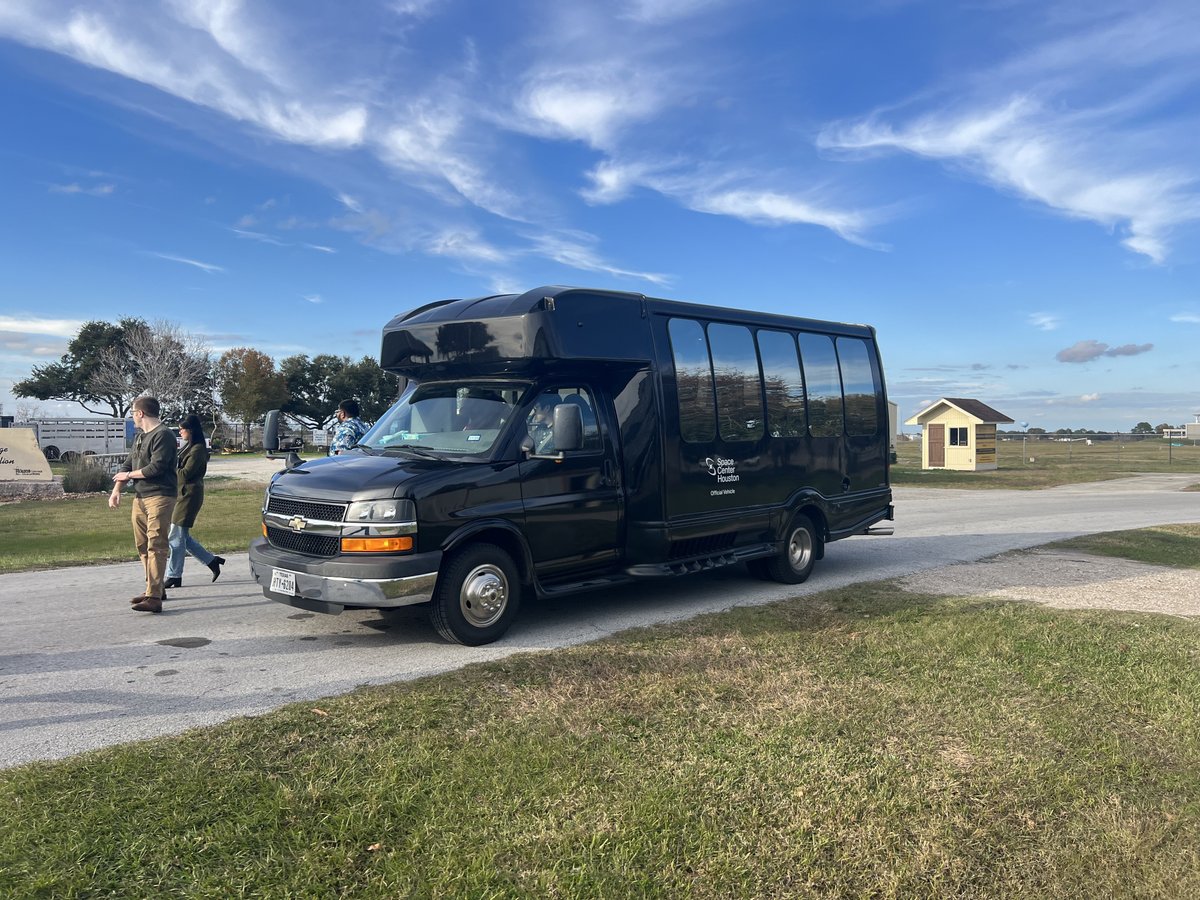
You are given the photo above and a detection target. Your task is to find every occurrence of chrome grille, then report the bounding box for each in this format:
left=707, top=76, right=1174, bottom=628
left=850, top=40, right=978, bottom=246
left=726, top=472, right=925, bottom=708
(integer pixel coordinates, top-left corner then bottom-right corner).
left=266, top=496, right=346, bottom=522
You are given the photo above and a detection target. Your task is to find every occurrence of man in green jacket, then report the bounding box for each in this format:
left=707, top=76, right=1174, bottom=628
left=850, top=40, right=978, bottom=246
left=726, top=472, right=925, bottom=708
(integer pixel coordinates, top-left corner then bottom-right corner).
left=109, top=396, right=178, bottom=613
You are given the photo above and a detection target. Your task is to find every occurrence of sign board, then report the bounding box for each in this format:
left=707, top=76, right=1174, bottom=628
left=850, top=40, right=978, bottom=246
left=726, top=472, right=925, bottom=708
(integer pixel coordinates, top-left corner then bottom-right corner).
left=0, top=428, right=53, bottom=481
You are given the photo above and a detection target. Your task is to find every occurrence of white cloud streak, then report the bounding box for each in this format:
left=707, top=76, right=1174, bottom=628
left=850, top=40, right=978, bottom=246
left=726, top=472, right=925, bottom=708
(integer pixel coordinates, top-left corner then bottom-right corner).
left=0, top=315, right=87, bottom=337
left=152, top=253, right=226, bottom=273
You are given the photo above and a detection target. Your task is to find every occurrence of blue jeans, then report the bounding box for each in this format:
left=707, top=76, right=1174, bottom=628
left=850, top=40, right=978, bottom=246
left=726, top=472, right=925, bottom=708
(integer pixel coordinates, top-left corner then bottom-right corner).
left=167, top=523, right=215, bottom=579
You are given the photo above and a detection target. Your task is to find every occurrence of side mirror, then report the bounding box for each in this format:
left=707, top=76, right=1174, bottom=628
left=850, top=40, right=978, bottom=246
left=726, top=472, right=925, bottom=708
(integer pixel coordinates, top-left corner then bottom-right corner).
left=552, top=403, right=583, bottom=452
left=263, top=409, right=303, bottom=471
left=263, top=409, right=281, bottom=453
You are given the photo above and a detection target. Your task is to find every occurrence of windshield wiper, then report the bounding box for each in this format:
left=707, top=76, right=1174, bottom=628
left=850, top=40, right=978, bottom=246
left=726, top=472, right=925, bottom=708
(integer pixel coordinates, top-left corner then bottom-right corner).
left=348, top=442, right=379, bottom=455
left=381, top=443, right=442, bottom=460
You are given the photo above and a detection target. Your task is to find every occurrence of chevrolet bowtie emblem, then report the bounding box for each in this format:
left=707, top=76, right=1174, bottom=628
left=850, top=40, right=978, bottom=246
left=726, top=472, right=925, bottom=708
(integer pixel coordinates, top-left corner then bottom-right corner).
left=287, top=516, right=307, bottom=531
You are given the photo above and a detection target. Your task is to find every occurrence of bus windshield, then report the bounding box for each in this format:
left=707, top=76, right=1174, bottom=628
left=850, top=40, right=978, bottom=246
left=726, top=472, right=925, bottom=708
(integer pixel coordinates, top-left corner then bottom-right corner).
left=364, top=380, right=527, bottom=457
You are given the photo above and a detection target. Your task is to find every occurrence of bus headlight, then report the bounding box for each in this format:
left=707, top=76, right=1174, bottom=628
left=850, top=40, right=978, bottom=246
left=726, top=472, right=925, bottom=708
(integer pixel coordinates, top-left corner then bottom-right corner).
left=343, top=499, right=417, bottom=549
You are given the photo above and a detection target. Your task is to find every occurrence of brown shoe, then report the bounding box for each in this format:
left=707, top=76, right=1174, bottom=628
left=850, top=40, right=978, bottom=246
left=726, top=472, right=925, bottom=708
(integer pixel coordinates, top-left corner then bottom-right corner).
left=132, top=596, right=163, bottom=613
left=131, top=592, right=168, bottom=604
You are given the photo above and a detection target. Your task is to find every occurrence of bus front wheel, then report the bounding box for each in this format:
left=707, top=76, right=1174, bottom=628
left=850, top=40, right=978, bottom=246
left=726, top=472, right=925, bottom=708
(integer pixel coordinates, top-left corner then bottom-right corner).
left=429, top=543, right=521, bottom=646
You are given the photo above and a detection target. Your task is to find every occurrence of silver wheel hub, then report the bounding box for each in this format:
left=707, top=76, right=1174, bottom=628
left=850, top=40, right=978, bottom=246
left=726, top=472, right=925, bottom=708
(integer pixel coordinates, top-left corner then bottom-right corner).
left=788, top=528, right=813, bottom=571
left=460, top=563, right=508, bottom=628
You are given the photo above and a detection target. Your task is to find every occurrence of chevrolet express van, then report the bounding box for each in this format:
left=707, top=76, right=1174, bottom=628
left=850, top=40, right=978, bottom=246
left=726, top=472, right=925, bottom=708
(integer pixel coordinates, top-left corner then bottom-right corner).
left=249, top=286, right=893, bottom=645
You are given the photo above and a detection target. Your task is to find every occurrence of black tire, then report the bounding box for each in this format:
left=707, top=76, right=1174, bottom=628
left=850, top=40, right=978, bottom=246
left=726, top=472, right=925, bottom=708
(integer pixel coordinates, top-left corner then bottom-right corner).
left=429, top=543, right=521, bottom=646
left=759, top=513, right=819, bottom=584
left=60, top=451, right=79, bottom=464
left=43, top=445, right=60, bottom=461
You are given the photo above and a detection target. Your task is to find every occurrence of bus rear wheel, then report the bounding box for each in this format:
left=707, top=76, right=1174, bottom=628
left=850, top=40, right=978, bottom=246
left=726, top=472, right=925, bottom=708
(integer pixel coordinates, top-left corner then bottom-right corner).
left=752, top=513, right=818, bottom=585
left=429, top=543, right=521, bottom=646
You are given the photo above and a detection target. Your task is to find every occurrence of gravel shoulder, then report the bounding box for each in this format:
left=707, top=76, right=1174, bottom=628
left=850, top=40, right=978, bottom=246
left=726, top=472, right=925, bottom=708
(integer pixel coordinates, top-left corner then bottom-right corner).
left=898, top=548, right=1200, bottom=618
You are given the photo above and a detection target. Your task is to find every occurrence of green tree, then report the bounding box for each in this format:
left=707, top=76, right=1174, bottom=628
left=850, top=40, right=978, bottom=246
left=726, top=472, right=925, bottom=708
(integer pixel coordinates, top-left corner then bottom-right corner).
left=279, top=353, right=348, bottom=432
left=329, top=356, right=400, bottom=423
left=216, top=348, right=289, bottom=448
left=1131, top=421, right=1155, bottom=434
left=13, top=319, right=145, bottom=417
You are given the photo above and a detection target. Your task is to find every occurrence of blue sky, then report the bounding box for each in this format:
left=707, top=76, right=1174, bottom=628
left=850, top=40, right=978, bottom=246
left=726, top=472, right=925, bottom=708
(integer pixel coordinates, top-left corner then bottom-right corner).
left=1, top=0, right=1198, bottom=433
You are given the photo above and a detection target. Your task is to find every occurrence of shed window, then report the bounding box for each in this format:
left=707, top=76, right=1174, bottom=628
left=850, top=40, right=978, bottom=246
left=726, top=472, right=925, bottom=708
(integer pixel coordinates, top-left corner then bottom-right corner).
left=949, top=427, right=968, bottom=446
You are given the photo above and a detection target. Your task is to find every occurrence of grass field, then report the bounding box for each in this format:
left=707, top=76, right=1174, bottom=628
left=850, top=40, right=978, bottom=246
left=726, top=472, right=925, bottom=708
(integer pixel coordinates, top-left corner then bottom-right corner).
left=0, top=479, right=266, bottom=574
left=891, top=435, right=1200, bottom=488
left=2, top=572, right=1198, bottom=897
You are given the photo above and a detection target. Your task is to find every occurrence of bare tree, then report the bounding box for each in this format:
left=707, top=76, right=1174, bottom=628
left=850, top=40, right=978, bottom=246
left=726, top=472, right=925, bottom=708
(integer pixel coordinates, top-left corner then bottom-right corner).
left=89, top=319, right=214, bottom=420
left=14, top=401, right=46, bottom=422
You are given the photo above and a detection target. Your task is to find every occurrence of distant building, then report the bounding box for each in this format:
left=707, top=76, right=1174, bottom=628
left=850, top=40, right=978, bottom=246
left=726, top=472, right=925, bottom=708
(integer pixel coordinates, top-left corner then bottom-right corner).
left=904, top=398, right=1015, bottom=471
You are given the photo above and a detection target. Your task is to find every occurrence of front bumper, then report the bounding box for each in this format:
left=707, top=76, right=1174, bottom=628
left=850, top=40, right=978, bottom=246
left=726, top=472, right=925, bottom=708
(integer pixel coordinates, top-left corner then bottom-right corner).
left=248, top=537, right=441, bottom=615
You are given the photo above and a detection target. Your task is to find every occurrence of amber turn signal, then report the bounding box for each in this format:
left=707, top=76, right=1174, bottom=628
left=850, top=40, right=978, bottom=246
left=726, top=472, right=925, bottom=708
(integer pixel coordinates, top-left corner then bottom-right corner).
left=340, top=536, right=414, bottom=553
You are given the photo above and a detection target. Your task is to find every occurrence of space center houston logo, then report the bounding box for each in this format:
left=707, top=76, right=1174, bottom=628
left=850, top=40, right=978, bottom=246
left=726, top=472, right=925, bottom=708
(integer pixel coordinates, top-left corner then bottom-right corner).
left=704, top=456, right=739, bottom=496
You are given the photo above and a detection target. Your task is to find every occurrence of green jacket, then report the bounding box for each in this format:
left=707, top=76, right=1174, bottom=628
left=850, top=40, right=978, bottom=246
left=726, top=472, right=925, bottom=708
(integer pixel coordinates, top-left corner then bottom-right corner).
left=119, top=424, right=178, bottom=499
left=172, top=442, right=209, bottom=527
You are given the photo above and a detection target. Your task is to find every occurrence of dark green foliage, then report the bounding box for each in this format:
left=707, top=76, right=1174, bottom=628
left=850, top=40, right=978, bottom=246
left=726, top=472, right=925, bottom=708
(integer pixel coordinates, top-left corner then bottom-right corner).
left=60, top=462, right=112, bottom=493
left=281, top=353, right=399, bottom=430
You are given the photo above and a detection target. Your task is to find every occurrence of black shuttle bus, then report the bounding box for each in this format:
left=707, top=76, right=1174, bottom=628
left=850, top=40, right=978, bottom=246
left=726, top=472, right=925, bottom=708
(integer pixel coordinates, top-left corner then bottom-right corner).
left=249, top=286, right=893, bottom=645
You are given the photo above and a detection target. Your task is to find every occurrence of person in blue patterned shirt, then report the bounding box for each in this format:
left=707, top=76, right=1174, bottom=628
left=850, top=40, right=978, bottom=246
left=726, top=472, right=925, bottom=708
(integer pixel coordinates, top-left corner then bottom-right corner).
left=328, top=399, right=369, bottom=456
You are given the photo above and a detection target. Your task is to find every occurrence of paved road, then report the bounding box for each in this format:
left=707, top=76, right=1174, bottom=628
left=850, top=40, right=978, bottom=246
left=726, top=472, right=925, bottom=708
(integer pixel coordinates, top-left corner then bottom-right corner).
left=2, top=475, right=1197, bottom=769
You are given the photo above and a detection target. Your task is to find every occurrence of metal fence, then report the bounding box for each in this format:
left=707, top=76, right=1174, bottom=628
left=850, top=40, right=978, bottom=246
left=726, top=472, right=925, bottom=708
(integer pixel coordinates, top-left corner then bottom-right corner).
left=896, top=432, right=1200, bottom=473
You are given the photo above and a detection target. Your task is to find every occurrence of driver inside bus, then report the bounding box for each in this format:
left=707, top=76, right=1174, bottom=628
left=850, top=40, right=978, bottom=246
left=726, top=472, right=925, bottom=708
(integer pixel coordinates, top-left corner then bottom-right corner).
left=526, top=393, right=559, bottom=453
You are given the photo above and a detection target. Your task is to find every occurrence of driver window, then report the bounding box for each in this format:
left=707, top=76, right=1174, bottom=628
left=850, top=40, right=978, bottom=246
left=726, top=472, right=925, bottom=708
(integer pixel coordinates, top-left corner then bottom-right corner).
left=526, top=387, right=601, bottom=452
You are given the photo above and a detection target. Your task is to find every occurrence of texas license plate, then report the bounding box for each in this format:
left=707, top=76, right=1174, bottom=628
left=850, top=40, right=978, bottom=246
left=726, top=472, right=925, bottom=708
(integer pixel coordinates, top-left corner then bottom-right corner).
left=270, top=568, right=297, bottom=596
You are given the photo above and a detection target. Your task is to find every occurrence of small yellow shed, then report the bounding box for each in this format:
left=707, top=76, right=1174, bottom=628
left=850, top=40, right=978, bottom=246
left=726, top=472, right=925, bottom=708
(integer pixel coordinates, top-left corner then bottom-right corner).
left=905, top=398, right=1014, bottom=471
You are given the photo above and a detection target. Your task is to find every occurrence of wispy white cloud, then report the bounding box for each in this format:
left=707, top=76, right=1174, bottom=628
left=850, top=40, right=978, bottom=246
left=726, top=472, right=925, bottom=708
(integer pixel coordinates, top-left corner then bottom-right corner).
left=152, top=252, right=226, bottom=273
left=817, top=6, right=1200, bottom=263
left=1170, top=312, right=1200, bottom=323
left=1028, top=312, right=1061, bottom=331
left=515, top=64, right=669, bottom=149
left=231, top=228, right=286, bottom=246
left=427, top=229, right=507, bottom=264
left=1, top=2, right=368, bottom=148
left=48, top=182, right=115, bottom=196
left=1080, top=392, right=1100, bottom=402
left=0, top=315, right=87, bottom=337
left=620, top=0, right=729, bottom=24
left=527, top=232, right=669, bottom=285
left=303, top=294, right=322, bottom=304
left=584, top=159, right=881, bottom=245
left=303, top=243, right=336, bottom=253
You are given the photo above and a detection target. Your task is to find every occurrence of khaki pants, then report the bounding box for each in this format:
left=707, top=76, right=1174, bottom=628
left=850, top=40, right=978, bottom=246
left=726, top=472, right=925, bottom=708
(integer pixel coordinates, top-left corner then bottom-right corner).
left=132, top=495, right=176, bottom=599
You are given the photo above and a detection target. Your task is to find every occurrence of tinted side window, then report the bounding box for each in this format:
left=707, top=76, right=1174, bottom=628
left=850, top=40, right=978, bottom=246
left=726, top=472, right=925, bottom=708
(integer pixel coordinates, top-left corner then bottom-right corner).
left=797, top=333, right=843, bottom=437
left=528, top=386, right=600, bottom=451
left=668, top=318, right=716, bottom=443
left=836, top=337, right=880, bottom=436
left=756, top=330, right=806, bottom=438
left=708, top=323, right=764, bottom=442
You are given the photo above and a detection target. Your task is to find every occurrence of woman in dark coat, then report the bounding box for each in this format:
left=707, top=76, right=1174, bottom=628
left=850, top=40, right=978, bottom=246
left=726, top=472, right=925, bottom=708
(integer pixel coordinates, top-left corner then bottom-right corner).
left=164, top=414, right=225, bottom=589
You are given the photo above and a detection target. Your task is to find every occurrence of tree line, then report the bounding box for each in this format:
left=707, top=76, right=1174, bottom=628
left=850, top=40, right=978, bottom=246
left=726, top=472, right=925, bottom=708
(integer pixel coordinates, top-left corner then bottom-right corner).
left=14, top=318, right=400, bottom=446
